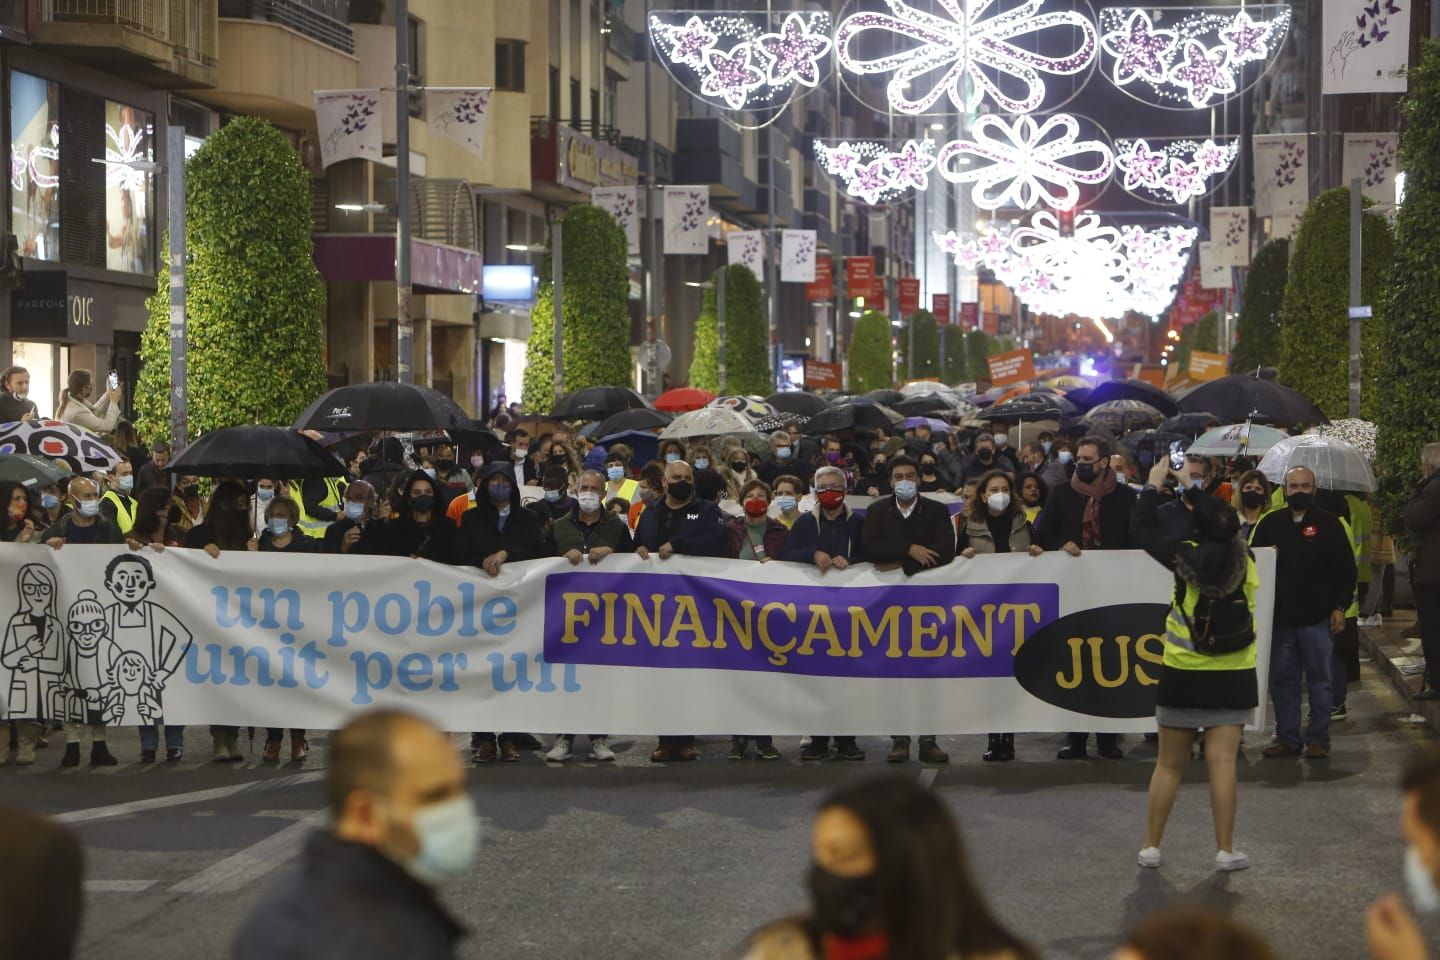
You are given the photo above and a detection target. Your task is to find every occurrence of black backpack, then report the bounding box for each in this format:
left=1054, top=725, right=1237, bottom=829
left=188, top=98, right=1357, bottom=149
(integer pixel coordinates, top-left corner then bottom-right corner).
left=1177, top=575, right=1255, bottom=655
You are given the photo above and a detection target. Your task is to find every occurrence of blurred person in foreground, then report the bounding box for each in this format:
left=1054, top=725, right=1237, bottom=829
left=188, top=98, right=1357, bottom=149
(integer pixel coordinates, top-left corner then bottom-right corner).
left=1116, top=906, right=1276, bottom=960
left=1366, top=746, right=1440, bottom=960
left=741, top=777, right=1035, bottom=960
left=232, top=710, right=474, bottom=960
left=0, top=806, right=83, bottom=960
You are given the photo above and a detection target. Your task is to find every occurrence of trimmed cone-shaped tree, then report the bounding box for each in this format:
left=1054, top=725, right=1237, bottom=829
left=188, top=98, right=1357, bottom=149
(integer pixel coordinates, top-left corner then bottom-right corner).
left=1174, top=311, right=1219, bottom=375
left=689, top=264, right=768, bottom=395
left=847, top=310, right=894, bottom=393
left=1231, top=238, right=1288, bottom=374
left=965, top=329, right=996, bottom=382
left=523, top=205, right=632, bottom=412
left=136, top=117, right=325, bottom=441
left=1376, top=39, right=1440, bottom=527
left=1279, top=186, right=1394, bottom=420
left=898, top=309, right=941, bottom=380
left=941, top=322, right=966, bottom=382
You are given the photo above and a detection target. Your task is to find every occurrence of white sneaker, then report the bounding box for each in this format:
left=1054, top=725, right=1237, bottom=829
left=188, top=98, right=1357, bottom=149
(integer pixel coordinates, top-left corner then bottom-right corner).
left=545, top=737, right=572, bottom=763
left=1403, top=659, right=1429, bottom=676
left=799, top=735, right=813, bottom=747
left=1137, top=847, right=1162, bottom=868
left=1216, top=850, right=1250, bottom=872
left=1361, top=615, right=1384, bottom=628
left=589, top=737, right=616, bottom=762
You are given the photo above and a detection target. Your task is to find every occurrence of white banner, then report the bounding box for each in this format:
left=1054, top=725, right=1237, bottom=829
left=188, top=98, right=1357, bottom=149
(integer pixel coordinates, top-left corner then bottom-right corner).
left=727, top=230, right=764, bottom=279
left=663, top=186, right=709, bottom=254
left=592, top=186, right=640, bottom=256
left=781, top=229, right=818, bottom=283
left=1323, top=0, right=1409, bottom=94
left=314, top=89, right=382, bottom=168
left=1252, top=134, right=1309, bottom=217
left=1272, top=212, right=1303, bottom=241
left=1342, top=133, right=1400, bottom=204
left=1210, top=207, right=1252, bottom=267
left=0, top=546, right=1274, bottom=736
left=1198, top=241, right=1231, bottom=290
left=425, top=88, right=493, bottom=161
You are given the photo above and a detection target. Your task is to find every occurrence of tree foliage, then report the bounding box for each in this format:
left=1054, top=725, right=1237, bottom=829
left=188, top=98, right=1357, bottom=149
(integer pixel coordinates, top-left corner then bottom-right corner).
left=523, top=205, right=632, bottom=412
left=965, top=329, right=1000, bottom=382
left=1174, top=311, right=1219, bottom=375
left=1279, top=186, right=1394, bottom=420
left=898, top=309, right=941, bottom=380
left=1376, top=40, right=1440, bottom=529
left=689, top=264, right=768, bottom=395
left=847, top=310, right=894, bottom=393
left=941, top=321, right=966, bottom=382
left=136, top=117, right=325, bottom=442
left=1232, top=238, right=1288, bottom=374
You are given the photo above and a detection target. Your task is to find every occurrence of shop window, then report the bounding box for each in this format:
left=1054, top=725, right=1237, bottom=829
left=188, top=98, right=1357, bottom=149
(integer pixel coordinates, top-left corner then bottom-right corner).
left=496, top=39, right=526, bottom=92
left=11, top=71, right=61, bottom=262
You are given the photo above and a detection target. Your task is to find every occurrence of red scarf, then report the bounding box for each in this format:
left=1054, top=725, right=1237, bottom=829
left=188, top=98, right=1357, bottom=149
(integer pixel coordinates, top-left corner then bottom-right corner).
left=823, top=933, right=890, bottom=960
left=1069, top=466, right=1117, bottom=549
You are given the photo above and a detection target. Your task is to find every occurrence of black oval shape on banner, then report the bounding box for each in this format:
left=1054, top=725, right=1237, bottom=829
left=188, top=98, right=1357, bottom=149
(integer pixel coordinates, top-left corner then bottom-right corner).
left=1015, top=603, right=1170, bottom=719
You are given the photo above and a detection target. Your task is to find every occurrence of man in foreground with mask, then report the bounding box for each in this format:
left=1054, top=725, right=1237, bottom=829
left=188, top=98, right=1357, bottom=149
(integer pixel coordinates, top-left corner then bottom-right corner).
left=233, top=710, right=475, bottom=960
left=1366, top=746, right=1440, bottom=960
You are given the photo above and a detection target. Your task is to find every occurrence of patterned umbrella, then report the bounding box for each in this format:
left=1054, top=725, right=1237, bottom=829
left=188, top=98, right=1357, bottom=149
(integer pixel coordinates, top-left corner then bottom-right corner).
left=754, top=411, right=806, bottom=433
left=708, top=395, right=776, bottom=420
left=1082, top=399, right=1166, bottom=432
left=0, top=419, right=122, bottom=473
left=1186, top=423, right=1291, bottom=457
left=1307, top=419, right=1377, bottom=462
left=657, top=407, right=758, bottom=440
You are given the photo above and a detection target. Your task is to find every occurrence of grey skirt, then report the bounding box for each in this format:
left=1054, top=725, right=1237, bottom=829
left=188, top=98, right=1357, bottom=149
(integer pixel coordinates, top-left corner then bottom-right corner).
left=1155, top=704, right=1254, bottom=729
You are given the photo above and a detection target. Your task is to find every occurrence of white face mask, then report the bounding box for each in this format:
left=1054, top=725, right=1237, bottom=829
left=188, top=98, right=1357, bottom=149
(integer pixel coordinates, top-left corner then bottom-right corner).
left=76, top=499, right=101, bottom=518
left=576, top=492, right=602, bottom=513
left=993, top=433, right=1008, bottom=448
left=402, top=794, right=480, bottom=887
left=1408, top=847, right=1440, bottom=913
left=1115, top=472, right=1128, bottom=485
left=986, top=492, right=1011, bottom=513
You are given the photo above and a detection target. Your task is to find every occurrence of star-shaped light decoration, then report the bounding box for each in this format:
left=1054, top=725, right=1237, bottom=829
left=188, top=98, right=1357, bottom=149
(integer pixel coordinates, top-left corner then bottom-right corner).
left=668, top=16, right=718, bottom=68
left=700, top=43, right=766, bottom=110
left=886, top=140, right=937, bottom=189
left=1193, top=138, right=1233, bottom=175
left=1161, top=159, right=1204, bottom=201
left=1100, top=10, right=1177, bottom=84
left=1219, top=9, right=1269, bottom=65
left=756, top=12, right=831, bottom=87
left=1168, top=40, right=1236, bottom=108
left=815, top=139, right=936, bottom=204
left=1115, top=139, right=1169, bottom=189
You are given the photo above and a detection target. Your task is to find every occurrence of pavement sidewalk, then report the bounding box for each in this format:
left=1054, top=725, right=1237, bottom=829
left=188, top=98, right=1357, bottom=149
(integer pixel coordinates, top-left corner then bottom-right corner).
left=1359, top=610, right=1435, bottom=728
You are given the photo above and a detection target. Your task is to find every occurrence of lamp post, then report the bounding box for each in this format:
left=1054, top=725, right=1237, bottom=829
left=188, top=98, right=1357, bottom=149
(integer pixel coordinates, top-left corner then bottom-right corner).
left=167, top=125, right=186, bottom=449
left=553, top=219, right=564, bottom=399
left=394, top=0, right=413, bottom=384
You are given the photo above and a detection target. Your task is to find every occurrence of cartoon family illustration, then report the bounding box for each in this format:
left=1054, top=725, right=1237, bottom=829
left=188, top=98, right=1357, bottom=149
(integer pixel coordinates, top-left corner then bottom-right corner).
left=1, top=554, right=193, bottom=726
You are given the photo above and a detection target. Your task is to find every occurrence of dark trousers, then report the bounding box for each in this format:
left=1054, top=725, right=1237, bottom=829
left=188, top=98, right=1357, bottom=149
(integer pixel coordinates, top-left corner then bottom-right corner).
left=266, top=728, right=306, bottom=742
left=1332, top=618, right=1360, bottom=707
left=657, top=735, right=695, bottom=748
left=809, top=736, right=859, bottom=750
left=1415, top=585, right=1440, bottom=688
left=1067, top=732, right=1119, bottom=752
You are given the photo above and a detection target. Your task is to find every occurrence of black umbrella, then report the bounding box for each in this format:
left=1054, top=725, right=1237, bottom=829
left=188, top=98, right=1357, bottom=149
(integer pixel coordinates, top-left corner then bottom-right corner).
left=1064, top=386, right=1095, bottom=410
left=986, top=394, right=1075, bottom=423
left=766, top=391, right=830, bottom=417
left=550, top=385, right=648, bottom=421
left=861, top=389, right=906, bottom=406
left=0, top=453, right=70, bottom=487
left=1178, top=375, right=1329, bottom=426
left=592, top=407, right=672, bottom=438
left=1158, top=412, right=1223, bottom=437
left=293, top=382, right=472, bottom=432
left=893, top=395, right=955, bottom=417
left=169, top=426, right=346, bottom=479
left=1084, top=379, right=1180, bottom=417
left=804, top=401, right=902, bottom=433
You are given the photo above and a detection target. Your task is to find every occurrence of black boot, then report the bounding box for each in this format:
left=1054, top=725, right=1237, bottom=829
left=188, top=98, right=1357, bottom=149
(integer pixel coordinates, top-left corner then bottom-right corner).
left=61, top=742, right=81, bottom=768
left=90, top=741, right=118, bottom=767
left=983, top=733, right=1014, bottom=762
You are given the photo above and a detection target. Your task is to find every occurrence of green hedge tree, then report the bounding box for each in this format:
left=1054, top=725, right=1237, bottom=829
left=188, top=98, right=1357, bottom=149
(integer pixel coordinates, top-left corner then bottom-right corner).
left=1279, top=186, right=1394, bottom=419
left=1174, top=311, right=1219, bottom=375
left=898, top=309, right=941, bottom=380
left=523, top=205, right=632, bottom=412
left=136, top=117, right=325, bottom=441
left=847, top=310, right=894, bottom=393
left=942, top=322, right=966, bottom=382
left=965, top=329, right=996, bottom=382
left=1376, top=39, right=1440, bottom=527
left=1232, top=238, right=1289, bottom=374
left=688, top=264, right=768, bottom=395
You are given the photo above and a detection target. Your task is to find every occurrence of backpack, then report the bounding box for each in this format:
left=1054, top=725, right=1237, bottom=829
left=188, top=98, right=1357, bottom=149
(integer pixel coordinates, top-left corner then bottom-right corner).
left=1177, top=576, right=1255, bottom=655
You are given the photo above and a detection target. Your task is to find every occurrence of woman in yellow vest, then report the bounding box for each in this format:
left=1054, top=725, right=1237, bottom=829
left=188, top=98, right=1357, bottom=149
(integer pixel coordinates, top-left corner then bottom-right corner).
left=1132, top=459, right=1258, bottom=874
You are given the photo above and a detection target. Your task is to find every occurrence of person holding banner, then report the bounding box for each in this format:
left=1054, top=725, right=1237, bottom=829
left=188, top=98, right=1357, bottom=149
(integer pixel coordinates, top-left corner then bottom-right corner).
left=725, top=478, right=789, bottom=762
left=326, top=481, right=376, bottom=554
left=41, top=477, right=125, bottom=549
left=356, top=472, right=457, bottom=563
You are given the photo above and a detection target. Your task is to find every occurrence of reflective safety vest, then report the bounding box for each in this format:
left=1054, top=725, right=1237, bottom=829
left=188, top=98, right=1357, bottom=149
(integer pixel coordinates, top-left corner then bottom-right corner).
left=291, top=477, right=346, bottom=536
left=1164, top=547, right=1260, bottom=673
left=607, top=478, right=639, bottom=505
left=101, top=490, right=138, bottom=535
left=1340, top=516, right=1361, bottom=618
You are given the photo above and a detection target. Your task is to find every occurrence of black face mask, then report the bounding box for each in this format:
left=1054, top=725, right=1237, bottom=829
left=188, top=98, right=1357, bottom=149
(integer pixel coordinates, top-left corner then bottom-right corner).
left=1286, top=491, right=1313, bottom=512
left=436, top=459, right=456, bottom=472
left=182, top=484, right=200, bottom=498
left=977, top=448, right=994, bottom=462
left=1075, top=462, right=1097, bottom=484
left=1240, top=489, right=1267, bottom=509
left=667, top=480, right=694, bottom=502
left=551, top=452, right=567, bottom=464
left=730, top=460, right=748, bottom=473
left=807, top=864, right=877, bottom=939
left=410, top=494, right=436, bottom=513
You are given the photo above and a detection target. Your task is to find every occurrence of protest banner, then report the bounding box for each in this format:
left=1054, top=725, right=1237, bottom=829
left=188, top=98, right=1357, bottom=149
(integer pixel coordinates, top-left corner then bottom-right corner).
left=986, top=348, right=1036, bottom=386
left=0, top=546, right=1273, bottom=735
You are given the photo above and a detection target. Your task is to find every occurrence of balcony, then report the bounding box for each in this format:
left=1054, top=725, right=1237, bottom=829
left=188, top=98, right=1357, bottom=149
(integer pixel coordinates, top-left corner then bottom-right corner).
left=218, top=0, right=352, bottom=53
left=36, top=0, right=218, bottom=88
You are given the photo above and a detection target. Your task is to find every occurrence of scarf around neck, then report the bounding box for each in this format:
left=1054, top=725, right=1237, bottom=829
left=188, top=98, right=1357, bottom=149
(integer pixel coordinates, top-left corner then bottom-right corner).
left=1069, top=466, right=1117, bottom=549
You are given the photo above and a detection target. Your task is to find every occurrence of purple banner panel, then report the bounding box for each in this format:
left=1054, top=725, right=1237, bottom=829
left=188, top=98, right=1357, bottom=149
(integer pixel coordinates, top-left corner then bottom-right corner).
left=543, top=572, right=1060, bottom=679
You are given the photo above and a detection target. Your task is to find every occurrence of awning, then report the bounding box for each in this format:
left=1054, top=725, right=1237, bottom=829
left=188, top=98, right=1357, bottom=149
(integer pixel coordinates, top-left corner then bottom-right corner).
left=312, top=234, right=483, bottom=295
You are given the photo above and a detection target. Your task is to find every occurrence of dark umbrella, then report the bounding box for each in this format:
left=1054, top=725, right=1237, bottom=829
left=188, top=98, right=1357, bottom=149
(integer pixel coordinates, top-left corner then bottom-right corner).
left=754, top=411, right=807, bottom=433
left=595, top=429, right=662, bottom=466
left=766, top=391, right=830, bottom=417
left=592, top=407, right=672, bottom=438
left=168, top=426, right=346, bottom=479
left=893, top=395, right=955, bottom=417
left=1158, top=412, right=1223, bottom=438
left=986, top=394, right=1075, bottom=423
left=1084, top=379, right=1181, bottom=417
left=0, top=453, right=70, bottom=487
left=550, top=385, right=648, bottom=421
left=1083, top=399, right=1166, bottom=433
left=861, top=389, right=906, bottom=406
left=803, top=401, right=902, bottom=433
left=1064, top=386, right=1095, bottom=410
left=1178, top=375, right=1329, bottom=426
left=293, top=382, right=472, bottom=432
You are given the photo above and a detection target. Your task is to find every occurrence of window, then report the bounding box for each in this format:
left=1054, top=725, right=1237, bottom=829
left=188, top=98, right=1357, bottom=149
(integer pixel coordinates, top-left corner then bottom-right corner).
left=11, top=71, right=60, bottom=262
left=407, top=15, right=424, bottom=83
left=495, top=39, right=526, bottom=92
left=104, top=100, right=156, bottom=275
left=569, top=79, right=581, bottom=124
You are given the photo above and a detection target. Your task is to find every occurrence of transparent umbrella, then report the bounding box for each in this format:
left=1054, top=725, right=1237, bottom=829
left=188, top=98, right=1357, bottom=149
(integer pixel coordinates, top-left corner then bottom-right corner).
left=1186, top=423, right=1291, bottom=457
left=1258, top=435, right=1376, bottom=492
left=657, top=407, right=758, bottom=440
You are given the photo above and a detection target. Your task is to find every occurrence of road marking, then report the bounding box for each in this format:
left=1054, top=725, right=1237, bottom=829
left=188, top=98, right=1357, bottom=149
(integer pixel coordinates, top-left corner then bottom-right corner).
left=917, top=768, right=938, bottom=788
left=53, top=771, right=324, bottom=825
left=85, top=879, right=156, bottom=893
left=169, top=809, right=327, bottom=895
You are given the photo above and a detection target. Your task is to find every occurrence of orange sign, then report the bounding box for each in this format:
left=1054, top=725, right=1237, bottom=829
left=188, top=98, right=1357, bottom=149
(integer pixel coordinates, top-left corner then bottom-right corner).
left=986, top=348, right=1036, bottom=386
left=806, top=257, right=834, bottom=300
left=1136, top=366, right=1167, bottom=388
left=898, top=277, right=920, bottom=315
left=1188, top=350, right=1228, bottom=382
left=803, top=360, right=843, bottom=390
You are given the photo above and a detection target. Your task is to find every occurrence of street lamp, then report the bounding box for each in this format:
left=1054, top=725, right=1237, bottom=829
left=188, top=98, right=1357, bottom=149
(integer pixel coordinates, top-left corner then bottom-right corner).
left=687, top=271, right=727, bottom=394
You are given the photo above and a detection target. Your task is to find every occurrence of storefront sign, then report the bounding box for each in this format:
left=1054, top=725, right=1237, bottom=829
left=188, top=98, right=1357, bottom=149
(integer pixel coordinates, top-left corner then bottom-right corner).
left=11, top=272, right=126, bottom=345
left=932, top=293, right=952, bottom=324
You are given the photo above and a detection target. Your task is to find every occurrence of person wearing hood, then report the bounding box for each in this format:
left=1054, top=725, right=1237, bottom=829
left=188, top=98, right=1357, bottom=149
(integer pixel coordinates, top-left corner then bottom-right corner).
left=355, top=471, right=456, bottom=562
left=1132, top=462, right=1258, bottom=873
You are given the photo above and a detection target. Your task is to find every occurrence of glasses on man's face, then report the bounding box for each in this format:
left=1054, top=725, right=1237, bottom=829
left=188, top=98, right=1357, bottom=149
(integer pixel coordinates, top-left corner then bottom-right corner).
left=816, top=485, right=845, bottom=494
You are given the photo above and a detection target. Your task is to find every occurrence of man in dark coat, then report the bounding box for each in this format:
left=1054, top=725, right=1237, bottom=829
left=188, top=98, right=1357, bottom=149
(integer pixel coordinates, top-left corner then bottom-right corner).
left=0, top=365, right=40, bottom=422
left=1408, top=442, right=1440, bottom=703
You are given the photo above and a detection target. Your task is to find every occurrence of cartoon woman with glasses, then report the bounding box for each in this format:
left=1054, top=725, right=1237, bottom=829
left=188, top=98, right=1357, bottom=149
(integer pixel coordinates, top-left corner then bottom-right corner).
left=2, top=564, right=64, bottom=720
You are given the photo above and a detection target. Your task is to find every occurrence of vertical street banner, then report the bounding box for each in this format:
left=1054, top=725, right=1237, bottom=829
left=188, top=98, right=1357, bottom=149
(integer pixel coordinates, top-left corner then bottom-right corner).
left=1323, top=0, right=1410, bottom=93
left=846, top=257, right=877, bottom=298
left=1342, top=133, right=1400, bottom=204
left=898, top=278, right=921, bottom=316
left=806, top=257, right=834, bottom=300
left=781, top=229, right=818, bottom=283
left=592, top=186, right=640, bottom=256
left=425, top=88, right=493, bottom=160
left=1210, top=207, right=1252, bottom=267
left=932, top=293, right=952, bottom=324
left=960, top=302, right=979, bottom=329
left=1198, top=241, right=1232, bottom=290
left=314, top=90, right=382, bottom=168
left=1252, top=135, right=1309, bottom=217
left=727, top=230, right=764, bottom=279
left=663, top=186, right=709, bottom=254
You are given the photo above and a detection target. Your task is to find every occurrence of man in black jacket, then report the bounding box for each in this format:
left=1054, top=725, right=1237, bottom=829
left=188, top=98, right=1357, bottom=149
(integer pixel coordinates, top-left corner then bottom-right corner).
left=1252, top=465, right=1356, bottom=759
left=861, top=455, right=953, bottom=764
left=233, top=710, right=470, bottom=960
left=1407, top=442, right=1440, bottom=703
left=0, top=365, right=39, bottom=423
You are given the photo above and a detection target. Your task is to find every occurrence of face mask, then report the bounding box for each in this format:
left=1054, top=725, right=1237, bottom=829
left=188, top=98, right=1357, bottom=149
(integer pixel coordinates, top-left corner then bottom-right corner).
left=1241, top=489, right=1267, bottom=509
left=437, top=459, right=456, bottom=472
left=7, top=501, right=26, bottom=522
left=268, top=517, right=290, bottom=537
left=41, top=493, right=59, bottom=510
left=807, top=864, right=877, bottom=940
left=76, top=499, right=101, bottom=518
left=1187, top=476, right=1206, bottom=492
left=730, top=460, right=748, bottom=474
left=344, top=500, right=367, bottom=522
left=12, top=390, right=26, bottom=400
left=932, top=443, right=945, bottom=455
left=894, top=480, right=918, bottom=501
left=743, top=497, right=768, bottom=518
left=183, top=484, right=200, bottom=498
left=1075, top=463, right=1097, bottom=484
left=470, top=455, right=485, bottom=470
left=774, top=495, right=797, bottom=513
left=977, top=448, right=994, bottom=462
left=551, top=452, right=567, bottom=464
left=993, top=433, right=1009, bottom=448
left=817, top=489, right=846, bottom=510
left=776, top=446, right=792, bottom=460
left=1057, top=450, right=1074, bottom=465
left=513, top=448, right=527, bottom=461
left=488, top=483, right=511, bottom=503
left=544, top=489, right=562, bottom=503
left=410, top=494, right=436, bottom=513
left=921, top=461, right=936, bottom=473
left=402, top=794, right=480, bottom=887
left=640, top=487, right=658, bottom=504
left=577, top=492, right=602, bottom=513
left=987, top=492, right=1011, bottom=513
left=1042, top=441, right=1053, bottom=454
left=116, top=475, right=134, bottom=493
left=827, top=451, right=842, bottom=464
left=607, top=466, right=625, bottom=481
left=1286, top=491, right=1314, bottom=512
left=694, top=458, right=710, bottom=471
left=667, top=480, right=693, bottom=502
left=1115, top=472, right=1128, bottom=485
left=256, top=487, right=275, bottom=503
left=665, top=452, right=680, bottom=464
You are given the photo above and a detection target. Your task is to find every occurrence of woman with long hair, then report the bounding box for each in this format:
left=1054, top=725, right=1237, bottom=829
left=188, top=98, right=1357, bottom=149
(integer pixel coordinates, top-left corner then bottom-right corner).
left=55, top=368, right=121, bottom=435
left=355, top=470, right=456, bottom=561
left=1017, top=471, right=1048, bottom=524
left=743, top=777, right=1036, bottom=960
left=0, top=481, right=37, bottom=543
left=1230, top=469, right=1272, bottom=541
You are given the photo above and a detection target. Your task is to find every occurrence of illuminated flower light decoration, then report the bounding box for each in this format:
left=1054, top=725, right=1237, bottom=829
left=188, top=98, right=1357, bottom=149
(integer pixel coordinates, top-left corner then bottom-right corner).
left=105, top=117, right=154, bottom=192
left=834, top=0, right=1098, bottom=116
left=1097, top=6, right=1292, bottom=109
left=648, top=11, right=832, bottom=113
left=1113, top=136, right=1240, bottom=204
left=814, top=138, right=938, bottom=204
left=936, top=113, right=1114, bottom=211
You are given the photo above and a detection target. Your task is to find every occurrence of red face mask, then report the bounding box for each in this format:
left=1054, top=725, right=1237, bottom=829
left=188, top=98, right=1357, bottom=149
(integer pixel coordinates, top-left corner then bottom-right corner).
left=7, top=501, right=25, bottom=522
left=743, top=498, right=768, bottom=518
left=817, top=489, right=846, bottom=510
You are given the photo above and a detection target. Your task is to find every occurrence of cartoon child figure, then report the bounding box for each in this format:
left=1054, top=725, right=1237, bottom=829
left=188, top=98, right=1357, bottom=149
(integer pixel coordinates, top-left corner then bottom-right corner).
left=102, top=651, right=161, bottom=727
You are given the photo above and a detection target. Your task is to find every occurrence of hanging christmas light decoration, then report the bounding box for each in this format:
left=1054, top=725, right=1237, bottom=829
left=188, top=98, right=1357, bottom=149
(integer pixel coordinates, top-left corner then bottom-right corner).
left=1113, top=136, right=1240, bottom=204
left=814, top=138, right=938, bottom=204
left=936, top=113, right=1113, bottom=211
left=1097, top=5, right=1291, bottom=109
left=834, top=0, right=1098, bottom=116
left=648, top=10, right=832, bottom=114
